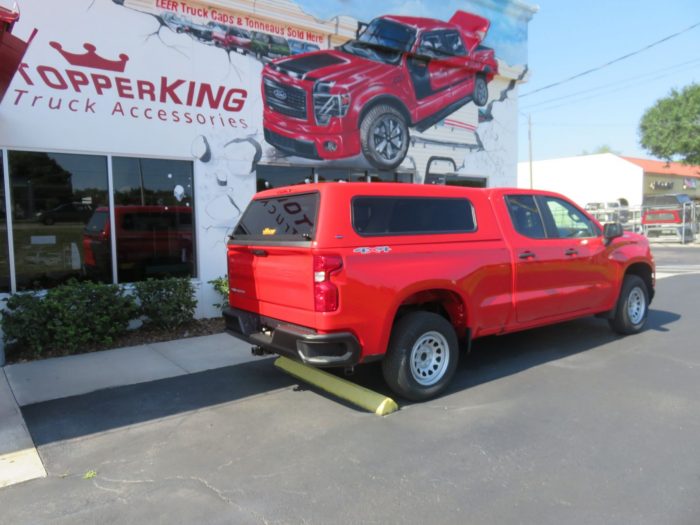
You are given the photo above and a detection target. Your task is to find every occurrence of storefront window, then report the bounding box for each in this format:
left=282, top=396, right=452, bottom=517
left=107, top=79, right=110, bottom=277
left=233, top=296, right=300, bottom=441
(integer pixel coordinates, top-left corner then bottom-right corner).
left=256, top=166, right=313, bottom=191
left=369, top=171, right=414, bottom=183
left=112, top=157, right=195, bottom=282
left=0, top=152, right=10, bottom=293
left=8, top=151, right=111, bottom=291
left=316, top=168, right=368, bottom=183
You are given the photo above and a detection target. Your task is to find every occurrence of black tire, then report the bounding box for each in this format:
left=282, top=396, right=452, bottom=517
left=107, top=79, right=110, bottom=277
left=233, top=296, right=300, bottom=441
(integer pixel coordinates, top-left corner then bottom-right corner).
left=608, top=275, right=649, bottom=335
left=360, top=104, right=409, bottom=170
left=382, top=311, right=459, bottom=401
left=473, top=75, right=489, bottom=107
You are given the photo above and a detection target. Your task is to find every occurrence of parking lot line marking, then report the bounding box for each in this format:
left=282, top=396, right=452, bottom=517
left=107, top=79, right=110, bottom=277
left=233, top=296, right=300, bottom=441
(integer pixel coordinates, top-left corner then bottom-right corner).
left=0, top=448, right=47, bottom=488
left=274, top=357, right=399, bottom=416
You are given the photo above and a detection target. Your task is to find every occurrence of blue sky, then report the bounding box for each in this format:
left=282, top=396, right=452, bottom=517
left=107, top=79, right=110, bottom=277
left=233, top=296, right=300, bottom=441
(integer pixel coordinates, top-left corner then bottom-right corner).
left=519, top=0, right=700, bottom=162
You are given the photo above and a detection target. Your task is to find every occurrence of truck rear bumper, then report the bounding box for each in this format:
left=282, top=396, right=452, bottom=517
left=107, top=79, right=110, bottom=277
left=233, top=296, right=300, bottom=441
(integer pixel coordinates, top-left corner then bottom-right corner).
left=223, top=306, right=362, bottom=367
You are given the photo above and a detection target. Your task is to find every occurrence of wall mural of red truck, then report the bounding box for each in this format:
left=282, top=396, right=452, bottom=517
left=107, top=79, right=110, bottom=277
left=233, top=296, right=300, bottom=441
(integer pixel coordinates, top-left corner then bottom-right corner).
left=261, top=10, right=498, bottom=170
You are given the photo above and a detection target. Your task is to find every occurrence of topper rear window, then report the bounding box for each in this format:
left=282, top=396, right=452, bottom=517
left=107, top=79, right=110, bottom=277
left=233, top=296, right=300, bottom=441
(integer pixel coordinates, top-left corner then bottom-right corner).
left=232, top=192, right=318, bottom=241
left=352, top=196, right=476, bottom=236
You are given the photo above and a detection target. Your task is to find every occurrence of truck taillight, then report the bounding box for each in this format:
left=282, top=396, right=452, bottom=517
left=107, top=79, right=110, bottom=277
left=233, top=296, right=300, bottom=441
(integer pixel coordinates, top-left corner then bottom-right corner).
left=313, top=254, right=342, bottom=312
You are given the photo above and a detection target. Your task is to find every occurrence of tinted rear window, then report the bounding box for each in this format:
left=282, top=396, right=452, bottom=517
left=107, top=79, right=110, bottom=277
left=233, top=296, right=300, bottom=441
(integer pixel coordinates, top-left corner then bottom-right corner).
left=85, top=210, right=108, bottom=234
left=233, top=193, right=318, bottom=241
left=352, top=197, right=476, bottom=236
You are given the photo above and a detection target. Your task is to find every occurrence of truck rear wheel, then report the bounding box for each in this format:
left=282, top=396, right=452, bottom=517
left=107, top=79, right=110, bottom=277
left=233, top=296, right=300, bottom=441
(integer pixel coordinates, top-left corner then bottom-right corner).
left=360, top=104, right=409, bottom=170
left=382, top=311, right=459, bottom=401
left=473, top=75, right=489, bottom=107
left=609, top=274, right=649, bottom=335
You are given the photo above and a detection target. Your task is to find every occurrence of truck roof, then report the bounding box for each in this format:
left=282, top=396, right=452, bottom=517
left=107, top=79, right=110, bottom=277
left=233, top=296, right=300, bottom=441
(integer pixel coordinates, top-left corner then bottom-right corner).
left=253, top=183, right=580, bottom=207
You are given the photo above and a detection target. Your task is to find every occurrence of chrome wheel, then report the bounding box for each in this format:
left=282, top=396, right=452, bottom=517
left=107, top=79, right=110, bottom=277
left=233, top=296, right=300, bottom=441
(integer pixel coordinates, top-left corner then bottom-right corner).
left=409, top=331, right=450, bottom=386
left=372, top=116, right=405, bottom=162
left=627, top=286, right=646, bottom=325
left=473, top=76, right=488, bottom=106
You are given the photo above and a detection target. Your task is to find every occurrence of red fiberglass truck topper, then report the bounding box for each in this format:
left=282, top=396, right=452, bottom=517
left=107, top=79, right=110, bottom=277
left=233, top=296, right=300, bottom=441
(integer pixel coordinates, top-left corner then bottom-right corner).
left=261, top=11, right=498, bottom=170
left=224, top=184, right=656, bottom=401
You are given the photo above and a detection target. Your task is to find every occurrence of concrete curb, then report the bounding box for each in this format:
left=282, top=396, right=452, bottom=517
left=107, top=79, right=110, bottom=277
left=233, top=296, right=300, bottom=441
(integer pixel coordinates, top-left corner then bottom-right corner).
left=0, top=370, right=46, bottom=488
left=274, top=356, right=399, bottom=416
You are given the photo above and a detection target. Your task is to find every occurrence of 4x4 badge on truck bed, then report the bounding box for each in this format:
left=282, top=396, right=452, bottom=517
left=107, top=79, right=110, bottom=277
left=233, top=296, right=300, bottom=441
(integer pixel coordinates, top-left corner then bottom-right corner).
left=354, top=246, right=392, bottom=254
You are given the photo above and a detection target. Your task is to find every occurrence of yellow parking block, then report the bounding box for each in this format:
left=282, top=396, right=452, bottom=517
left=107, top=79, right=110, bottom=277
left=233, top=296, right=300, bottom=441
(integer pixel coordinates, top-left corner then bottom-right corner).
left=274, top=357, right=399, bottom=416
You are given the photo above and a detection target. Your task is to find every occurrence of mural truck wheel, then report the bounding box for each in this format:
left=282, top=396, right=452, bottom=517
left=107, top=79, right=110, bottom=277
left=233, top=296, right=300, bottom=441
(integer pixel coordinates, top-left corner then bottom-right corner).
left=360, top=104, right=409, bottom=170
left=473, top=75, right=489, bottom=107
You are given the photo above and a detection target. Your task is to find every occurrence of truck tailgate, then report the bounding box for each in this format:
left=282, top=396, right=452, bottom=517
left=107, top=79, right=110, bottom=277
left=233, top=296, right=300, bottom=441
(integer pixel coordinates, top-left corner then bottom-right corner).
left=227, top=245, right=314, bottom=312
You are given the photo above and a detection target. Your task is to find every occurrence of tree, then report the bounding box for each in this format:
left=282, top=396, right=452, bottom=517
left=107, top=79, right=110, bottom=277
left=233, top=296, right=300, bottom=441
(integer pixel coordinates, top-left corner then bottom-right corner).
left=581, top=144, right=620, bottom=156
left=639, top=83, right=700, bottom=164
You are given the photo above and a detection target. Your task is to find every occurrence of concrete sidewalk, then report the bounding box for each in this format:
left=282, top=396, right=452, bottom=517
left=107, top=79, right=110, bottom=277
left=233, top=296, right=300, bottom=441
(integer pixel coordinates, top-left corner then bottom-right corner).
left=0, top=333, right=255, bottom=488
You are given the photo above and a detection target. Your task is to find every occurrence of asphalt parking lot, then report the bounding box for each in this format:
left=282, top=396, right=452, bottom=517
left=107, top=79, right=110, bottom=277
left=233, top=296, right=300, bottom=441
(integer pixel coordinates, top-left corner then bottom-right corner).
left=1, top=246, right=700, bottom=524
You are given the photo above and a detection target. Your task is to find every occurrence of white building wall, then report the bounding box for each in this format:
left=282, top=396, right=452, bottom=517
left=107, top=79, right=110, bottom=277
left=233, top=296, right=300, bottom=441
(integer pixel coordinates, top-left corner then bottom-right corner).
left=517, top=153, right=644, bottom=208
left=1, top=0, right=533, bottom=319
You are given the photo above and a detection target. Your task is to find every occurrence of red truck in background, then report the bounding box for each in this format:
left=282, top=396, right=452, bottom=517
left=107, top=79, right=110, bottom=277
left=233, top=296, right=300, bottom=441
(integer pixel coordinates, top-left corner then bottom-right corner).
left=261, top=11, right=498, bottom=170
left=83, top=205, right=194, bottom=281
left=224, top=183, right=655, bottom=401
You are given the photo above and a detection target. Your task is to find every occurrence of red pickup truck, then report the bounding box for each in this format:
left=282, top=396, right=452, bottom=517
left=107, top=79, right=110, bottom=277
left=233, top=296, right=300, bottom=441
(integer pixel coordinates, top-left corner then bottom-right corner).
left=224, top=184, right=655, bottom=400
left=262, top=11, right=497, bottom=169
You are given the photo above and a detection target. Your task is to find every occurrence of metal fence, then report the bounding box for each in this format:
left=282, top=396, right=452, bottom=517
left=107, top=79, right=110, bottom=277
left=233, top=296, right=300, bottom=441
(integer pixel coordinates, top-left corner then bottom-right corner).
left=586, top=203, right=699, bottom=244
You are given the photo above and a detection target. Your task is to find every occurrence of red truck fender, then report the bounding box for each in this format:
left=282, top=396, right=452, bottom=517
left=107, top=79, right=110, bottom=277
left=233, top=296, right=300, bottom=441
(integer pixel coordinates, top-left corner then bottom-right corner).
left=383, top=283, right=470, bottom=342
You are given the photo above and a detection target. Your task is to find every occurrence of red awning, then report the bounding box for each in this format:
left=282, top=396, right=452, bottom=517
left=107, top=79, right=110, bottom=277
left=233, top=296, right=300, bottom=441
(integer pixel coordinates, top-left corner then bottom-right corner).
left=0, top=5, right=20, bottom=29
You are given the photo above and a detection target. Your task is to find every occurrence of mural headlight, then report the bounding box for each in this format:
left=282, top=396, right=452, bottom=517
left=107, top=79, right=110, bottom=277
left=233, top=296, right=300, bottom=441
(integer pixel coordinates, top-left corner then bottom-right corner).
left=313, top=81, right=351, bottom=126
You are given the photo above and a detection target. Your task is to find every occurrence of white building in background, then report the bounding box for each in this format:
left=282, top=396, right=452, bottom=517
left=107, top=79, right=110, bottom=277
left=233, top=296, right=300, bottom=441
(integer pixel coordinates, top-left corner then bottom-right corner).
left=518, top=154, right=700, bottom=209
left=517, top=153, right=645, bottom=208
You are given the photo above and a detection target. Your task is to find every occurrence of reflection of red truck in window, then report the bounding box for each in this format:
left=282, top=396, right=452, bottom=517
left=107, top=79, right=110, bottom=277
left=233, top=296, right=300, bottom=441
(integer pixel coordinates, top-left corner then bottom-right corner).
left=83, top=206, right=194, bottom=281
left=261, top=11, right=498, bottom=169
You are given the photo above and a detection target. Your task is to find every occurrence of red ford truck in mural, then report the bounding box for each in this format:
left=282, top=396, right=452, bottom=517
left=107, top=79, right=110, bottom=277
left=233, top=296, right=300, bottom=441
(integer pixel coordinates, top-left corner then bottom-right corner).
left=223, top=183, right=655, bottom=401
left=261, top=11, right=498, bottom=170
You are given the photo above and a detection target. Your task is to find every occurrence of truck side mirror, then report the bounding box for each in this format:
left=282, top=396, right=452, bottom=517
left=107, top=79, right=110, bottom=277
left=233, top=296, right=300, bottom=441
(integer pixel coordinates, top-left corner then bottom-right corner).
left=355, top=21, right=368, bottom=39
left=603, top=222, right=623, bottom=244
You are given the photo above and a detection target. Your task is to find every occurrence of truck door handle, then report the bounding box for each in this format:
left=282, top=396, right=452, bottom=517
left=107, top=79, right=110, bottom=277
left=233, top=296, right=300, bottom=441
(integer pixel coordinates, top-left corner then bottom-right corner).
left=250, top=249, right=268, bottom=257
left=565, top=249, right=578, bottom=256
left=519, top=251, right=536, bottom=260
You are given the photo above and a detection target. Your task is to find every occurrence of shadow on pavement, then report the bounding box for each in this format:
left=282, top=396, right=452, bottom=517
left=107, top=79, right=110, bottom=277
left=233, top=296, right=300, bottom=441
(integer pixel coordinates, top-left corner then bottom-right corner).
left=339, top=309, right=681, bottom=404
left=22, top=358, right=294, bottom=447
left=22, top=310, right=680, bottom=445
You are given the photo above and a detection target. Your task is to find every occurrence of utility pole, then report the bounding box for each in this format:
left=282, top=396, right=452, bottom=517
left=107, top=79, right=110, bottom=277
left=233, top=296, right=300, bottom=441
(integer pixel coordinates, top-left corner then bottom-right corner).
left=528, top=113, right=533, bottom=189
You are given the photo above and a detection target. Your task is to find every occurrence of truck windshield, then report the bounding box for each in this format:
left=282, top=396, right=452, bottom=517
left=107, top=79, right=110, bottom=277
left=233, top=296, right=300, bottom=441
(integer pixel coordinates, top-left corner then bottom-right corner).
left=231, top=193, right=319, bottom=242
left=341, top=19, right=415, bottom=64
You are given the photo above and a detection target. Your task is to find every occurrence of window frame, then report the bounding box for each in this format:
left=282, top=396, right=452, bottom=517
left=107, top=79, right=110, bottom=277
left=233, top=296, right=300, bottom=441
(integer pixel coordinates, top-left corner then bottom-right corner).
left=441, top=30, right=467, bottom=56
left=0, top=148, right=196, bottom=291
left=538, top=195, right=601, bottom=239
left=351, top=195, right=478, bottom=237
left=505, top=193, right=602, bottom=240
left=504, top=194, right=548, bottom=239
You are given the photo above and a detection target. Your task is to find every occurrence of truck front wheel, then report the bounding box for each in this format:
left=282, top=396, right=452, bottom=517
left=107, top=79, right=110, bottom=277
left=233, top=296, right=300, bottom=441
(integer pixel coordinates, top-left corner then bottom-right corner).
left=382, top=312, right=459, bottom=401
left=609, top=274, right=649, bottom=335
left=360, top=104, right=409, bottom=170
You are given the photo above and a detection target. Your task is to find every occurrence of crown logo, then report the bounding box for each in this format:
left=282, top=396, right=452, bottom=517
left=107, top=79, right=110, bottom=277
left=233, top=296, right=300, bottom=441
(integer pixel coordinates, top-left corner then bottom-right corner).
left=49, top=42, right=129, bottom=72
